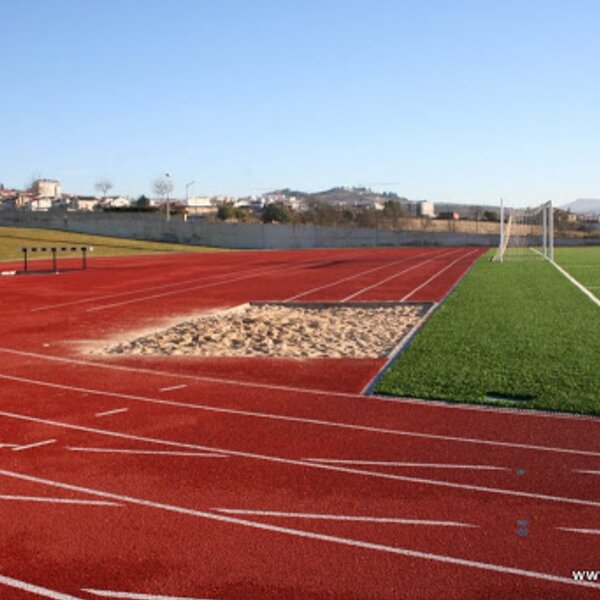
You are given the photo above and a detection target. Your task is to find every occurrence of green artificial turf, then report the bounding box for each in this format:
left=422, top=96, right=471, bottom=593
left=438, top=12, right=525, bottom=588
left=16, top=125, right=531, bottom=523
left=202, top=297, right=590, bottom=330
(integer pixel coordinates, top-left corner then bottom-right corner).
left=375, top=250, right=600, bottom=416
left=0, top=226, right=223, bottom=261
left=555, top=246, right=600, bottom=299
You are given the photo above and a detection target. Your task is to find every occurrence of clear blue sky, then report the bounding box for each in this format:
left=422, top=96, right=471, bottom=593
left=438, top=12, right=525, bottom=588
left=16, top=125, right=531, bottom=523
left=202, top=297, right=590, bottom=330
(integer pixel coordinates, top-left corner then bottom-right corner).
left=1, top=0, right=599, bottom=205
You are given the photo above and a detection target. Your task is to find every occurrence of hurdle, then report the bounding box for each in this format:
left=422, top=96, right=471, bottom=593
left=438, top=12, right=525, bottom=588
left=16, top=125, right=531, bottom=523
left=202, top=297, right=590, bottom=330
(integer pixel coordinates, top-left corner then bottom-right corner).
left=21, top=246, right=94, bottom=273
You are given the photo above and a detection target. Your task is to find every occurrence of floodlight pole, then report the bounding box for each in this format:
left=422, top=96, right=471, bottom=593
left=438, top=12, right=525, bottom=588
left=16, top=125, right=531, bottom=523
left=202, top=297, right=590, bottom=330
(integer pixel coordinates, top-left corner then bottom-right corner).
left=165, top=172, right=172, bottom=222
left=185, top=181, right=195, bottom=202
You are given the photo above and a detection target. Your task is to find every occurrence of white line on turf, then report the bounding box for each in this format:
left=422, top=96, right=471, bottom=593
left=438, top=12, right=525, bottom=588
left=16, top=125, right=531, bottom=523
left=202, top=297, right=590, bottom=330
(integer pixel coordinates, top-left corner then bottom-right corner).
left=1, top=372, right=598, bottom=459
left=12, top=438, right=57, bottom=452
left=0, top=345, right=596, bottom=422
left=1, top=408, right=600, bottom=509
left=0, top=468, right=596, bottom=590
left=213, top=509, right=477, bottom=527
left=283, top=248, right=438, bottom=301
left=401, top=249, right=480, bottom=301
left=95, top=408, right=129, bottom=418
left=556, top=528, right=600, bottom=536
left=67, top=447, right=227, bottom=458
left=0, top=494, right=122, bottom=506
left=304, top=459, right=510, bottom=470
left=549, top=260, right=600, bottom=307
left=0, top=574, right=86, bottom=600
left=81, top=591, right=214, bottom=599
left=159, top=384, right=187, bottom=392
left=531, top=249, right=600, bottom=309
left=342, top=247, right=463, bottom=301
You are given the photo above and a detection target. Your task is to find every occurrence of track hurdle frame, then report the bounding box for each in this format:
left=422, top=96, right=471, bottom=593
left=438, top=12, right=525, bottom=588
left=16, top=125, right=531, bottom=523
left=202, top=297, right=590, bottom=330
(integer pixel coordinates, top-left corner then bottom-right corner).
left=21, top=246, right=93, bottom=273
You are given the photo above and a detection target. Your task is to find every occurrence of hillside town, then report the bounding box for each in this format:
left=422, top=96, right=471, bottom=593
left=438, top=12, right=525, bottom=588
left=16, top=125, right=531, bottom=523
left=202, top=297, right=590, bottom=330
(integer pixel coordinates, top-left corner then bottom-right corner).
left=1, top=179, right=599, bottom=231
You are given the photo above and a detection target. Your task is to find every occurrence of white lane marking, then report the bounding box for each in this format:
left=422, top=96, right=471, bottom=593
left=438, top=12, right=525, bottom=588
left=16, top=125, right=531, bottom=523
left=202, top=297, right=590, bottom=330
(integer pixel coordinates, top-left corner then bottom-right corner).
left=557, top=527, right=600, bottom=536
left=0, top=443, right=17, bottom=448
left=31, top=254, right=327, bottom=313
left=1, top=408, right=600, bottom=509
left=0, top=468, right=597, bottom=591
left=95, top=408, right=129, bottom=418
left=0, top=345, right=596, bottom=423
left=401, top=248, right=480, bottom=301
left=1, top=371, right=599, bottom=459
left=0, top=573, right=86, bottom=599
left=81, top=591, right=214, bottom=599
left=159, top=384, right=187, bottom=392
left=213, top=509, right=476, bottom=527
left=12, top=438, right=57, bottom=452
left=304, top=459, right=510, bottom=471
left=0, top=494, right=121, bottom=506
left=574, top=469, right=600, bottom=476
left=68, top=447, right=228, bottom=458
left=85, top=256, right=333, bottom=313
left=283, top=249, right=438, bottom=301
left=533, top=250, right=600, bottom=308
left=342, top=247, right=463, bottom=301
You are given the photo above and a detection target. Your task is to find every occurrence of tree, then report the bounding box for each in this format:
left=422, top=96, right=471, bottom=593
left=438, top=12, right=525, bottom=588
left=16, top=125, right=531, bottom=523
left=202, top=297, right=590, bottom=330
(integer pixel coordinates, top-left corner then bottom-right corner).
left=153, top=176, right=174, bottom=220
left=136, top=195, right=151, bottom=208
left=95, top=179, right=113, bottom=198
left=152, top=177, right=173, bottom=199
left=217, top=204, right=236, bottom=221
left=382, top=200, right=404, bottom=228
left=262, top=202, right=293, bottom=224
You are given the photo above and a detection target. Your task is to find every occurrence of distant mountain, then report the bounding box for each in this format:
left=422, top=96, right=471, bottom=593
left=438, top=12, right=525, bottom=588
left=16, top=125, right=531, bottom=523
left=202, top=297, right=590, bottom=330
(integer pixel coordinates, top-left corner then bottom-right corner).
left=561, top=198, right=600, bottom=214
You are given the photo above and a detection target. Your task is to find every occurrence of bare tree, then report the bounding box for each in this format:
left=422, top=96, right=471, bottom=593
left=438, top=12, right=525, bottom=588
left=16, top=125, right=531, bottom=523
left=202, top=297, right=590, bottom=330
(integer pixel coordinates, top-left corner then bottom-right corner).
left=153, top=175, right=174, bottom=221
left=152, top=178, right=173, bottom=199
left=95, top=179, right=113, bottom=198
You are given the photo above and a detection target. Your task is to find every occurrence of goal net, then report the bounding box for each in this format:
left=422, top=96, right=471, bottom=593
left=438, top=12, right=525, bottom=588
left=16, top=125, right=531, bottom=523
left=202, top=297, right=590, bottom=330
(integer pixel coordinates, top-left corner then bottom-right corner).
left=494, top=200, right=554, bottom=262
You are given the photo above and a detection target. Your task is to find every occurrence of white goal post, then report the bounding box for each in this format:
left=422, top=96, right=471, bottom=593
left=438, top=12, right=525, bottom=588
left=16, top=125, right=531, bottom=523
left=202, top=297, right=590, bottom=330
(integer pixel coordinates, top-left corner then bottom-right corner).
left=494, top=200, right=554, bottom=263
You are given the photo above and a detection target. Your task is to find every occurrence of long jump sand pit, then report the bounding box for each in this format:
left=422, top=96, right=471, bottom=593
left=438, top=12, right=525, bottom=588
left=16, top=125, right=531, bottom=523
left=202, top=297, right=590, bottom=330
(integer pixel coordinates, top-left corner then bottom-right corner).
left=106, top=301, right=431, bottom=359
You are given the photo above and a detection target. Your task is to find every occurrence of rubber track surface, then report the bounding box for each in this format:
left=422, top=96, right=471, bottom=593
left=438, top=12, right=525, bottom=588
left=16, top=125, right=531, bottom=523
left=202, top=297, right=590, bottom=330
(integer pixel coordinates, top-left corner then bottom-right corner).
left=1, top=246, right=598, bottom=599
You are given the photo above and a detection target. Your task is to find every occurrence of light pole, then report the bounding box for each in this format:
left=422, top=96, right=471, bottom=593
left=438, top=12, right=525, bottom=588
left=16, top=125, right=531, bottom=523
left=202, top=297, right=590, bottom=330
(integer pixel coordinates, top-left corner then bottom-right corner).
left=185, top=180, right=195, bottom=202
left=165, top=172, right=172, bottom=222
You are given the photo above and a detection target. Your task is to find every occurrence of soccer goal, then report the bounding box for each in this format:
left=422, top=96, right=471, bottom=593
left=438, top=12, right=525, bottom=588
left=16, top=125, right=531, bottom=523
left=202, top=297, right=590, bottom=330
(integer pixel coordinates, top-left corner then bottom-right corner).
left=493, top=200, right=554, bottom=263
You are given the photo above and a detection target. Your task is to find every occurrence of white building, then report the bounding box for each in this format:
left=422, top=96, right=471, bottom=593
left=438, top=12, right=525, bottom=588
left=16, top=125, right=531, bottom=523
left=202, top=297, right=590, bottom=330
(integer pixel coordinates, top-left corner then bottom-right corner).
left=417, top=200, right=436, bottom=218
left=26, top=197, right=54, bottom=211
left=32, top=179, right=61, bottom=199
left=69, top=196, right=100, bottom=211
left=184, top=196, right=219, bottom=215
left=100, top=196, right=131, bottom=208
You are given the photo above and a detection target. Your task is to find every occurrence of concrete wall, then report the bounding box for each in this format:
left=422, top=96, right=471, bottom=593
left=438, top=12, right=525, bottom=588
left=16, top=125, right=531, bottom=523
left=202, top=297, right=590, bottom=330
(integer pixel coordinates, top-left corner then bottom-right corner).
left=1, top=209, right=597, bottom=249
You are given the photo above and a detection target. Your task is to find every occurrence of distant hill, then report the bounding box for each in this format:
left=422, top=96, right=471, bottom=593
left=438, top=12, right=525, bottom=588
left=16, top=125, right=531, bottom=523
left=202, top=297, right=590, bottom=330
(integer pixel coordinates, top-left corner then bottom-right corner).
left=309, top=186, right=404, bottom=207
left=561, top=199, right=600, bottom=215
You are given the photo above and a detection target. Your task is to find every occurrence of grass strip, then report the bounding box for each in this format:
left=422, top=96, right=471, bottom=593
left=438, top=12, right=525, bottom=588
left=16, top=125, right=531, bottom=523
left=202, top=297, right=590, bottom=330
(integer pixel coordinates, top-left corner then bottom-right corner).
left=0, top=226, right=223, bottom=261
left=375, top=250, right=600, bottom=416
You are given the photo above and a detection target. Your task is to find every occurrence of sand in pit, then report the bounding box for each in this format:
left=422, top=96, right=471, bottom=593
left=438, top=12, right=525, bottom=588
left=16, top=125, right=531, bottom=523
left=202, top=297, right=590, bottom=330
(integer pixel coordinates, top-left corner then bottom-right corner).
left=105, top=302, right=430, bottom=359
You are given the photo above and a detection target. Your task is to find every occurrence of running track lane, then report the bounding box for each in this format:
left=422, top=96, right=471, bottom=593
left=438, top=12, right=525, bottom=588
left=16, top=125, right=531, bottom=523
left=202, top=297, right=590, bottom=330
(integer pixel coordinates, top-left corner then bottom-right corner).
left=3, top=247, right=598, bottom=598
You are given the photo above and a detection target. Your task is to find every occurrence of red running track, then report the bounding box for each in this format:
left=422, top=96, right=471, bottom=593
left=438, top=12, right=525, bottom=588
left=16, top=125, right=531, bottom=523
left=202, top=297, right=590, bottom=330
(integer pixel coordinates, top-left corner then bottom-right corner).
left=0, top=246, right=599, bottom=599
